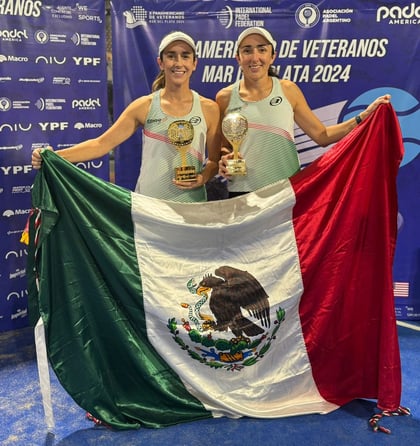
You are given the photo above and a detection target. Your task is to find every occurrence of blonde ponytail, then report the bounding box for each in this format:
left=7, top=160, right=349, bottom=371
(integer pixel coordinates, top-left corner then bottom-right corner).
left=151, top=70, right=165, bottom=92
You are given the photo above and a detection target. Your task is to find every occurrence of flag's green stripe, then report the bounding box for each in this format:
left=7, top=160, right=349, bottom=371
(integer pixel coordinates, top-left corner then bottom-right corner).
left=29, top=151, right=212, bottom=429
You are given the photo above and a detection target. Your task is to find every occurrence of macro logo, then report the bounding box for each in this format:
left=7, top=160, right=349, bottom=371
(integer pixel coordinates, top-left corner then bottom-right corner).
left=295, top=3, right=321, bottom=28
left=74, top=122, right=103, bottom=130
left=2, top=208, right=30, bottom=217
left=0, top=54, right=28, bottom=63
left=217, top=6, right=234, bottom=28
left=377, top=3, right=420, bottom=23
left=3, top=209, right=14, bottom=217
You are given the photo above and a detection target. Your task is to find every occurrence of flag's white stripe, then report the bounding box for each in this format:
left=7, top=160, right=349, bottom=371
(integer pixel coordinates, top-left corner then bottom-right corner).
left=35, top=317, right=55, bottom=432
left=132, top=180, right=337, bottom=418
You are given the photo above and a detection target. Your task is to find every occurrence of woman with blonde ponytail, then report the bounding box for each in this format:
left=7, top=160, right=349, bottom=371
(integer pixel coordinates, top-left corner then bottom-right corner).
left=32, top=31, right=221, bottom=203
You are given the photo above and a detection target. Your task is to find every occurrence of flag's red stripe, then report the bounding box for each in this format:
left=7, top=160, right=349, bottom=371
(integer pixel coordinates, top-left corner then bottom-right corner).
left=290, top=104, right=403, bottom=411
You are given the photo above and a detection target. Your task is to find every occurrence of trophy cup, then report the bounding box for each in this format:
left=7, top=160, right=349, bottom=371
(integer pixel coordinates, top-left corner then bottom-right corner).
left=168, top=120, right=196, bottom=182
left=222, top=112, right=248, bottom=176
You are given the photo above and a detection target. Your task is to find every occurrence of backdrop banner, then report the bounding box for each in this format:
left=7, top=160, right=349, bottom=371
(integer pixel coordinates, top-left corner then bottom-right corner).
left=1, top=1, right=419, bottom=332
left=111, top=0, right=420, bottom=320
left=0, top=1, right=108, bottom=332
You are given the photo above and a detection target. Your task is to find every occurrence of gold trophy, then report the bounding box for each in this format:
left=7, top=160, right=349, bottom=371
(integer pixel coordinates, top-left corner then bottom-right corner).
left=168, top=119, right=196, bottom=182
left=222, top=112, right=248, bottom=175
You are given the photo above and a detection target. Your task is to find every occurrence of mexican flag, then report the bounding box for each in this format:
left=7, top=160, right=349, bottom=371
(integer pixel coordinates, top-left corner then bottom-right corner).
left=28, top=104, right=403, bottom=430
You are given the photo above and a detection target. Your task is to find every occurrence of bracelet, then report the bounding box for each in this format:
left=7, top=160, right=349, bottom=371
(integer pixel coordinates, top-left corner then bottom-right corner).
left=355, top=114, right=362, bottom=125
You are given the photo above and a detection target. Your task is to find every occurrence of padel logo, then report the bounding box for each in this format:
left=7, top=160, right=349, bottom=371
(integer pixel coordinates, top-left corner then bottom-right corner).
left=377, top=3, right=420, bottom=24
left=0, top=28, right=28, bottom=42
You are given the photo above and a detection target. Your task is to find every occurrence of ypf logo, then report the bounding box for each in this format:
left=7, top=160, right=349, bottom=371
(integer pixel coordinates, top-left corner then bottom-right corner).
left=295, top=3, right=321, bottom=28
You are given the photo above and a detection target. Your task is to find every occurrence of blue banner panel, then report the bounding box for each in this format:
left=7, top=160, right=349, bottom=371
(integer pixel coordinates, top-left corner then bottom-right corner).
left=111, top=1, right=420, bottom=320
left=0, top=1, right=108, bottom=332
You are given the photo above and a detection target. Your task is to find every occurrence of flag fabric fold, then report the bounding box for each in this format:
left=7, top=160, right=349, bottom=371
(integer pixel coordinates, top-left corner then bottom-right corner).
left=28, top=103, right=403, bottom=430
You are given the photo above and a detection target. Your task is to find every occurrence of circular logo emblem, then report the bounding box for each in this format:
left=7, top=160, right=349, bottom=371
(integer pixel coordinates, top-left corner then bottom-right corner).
left=190, top=115, right=202, bottom=126
left=34, top=30, right=49, bottom=44
left=295, top=3, right=321, bottom=28
left=270, top=96, right=283, bottom=106
left=0, top=97, right=12, bottom=112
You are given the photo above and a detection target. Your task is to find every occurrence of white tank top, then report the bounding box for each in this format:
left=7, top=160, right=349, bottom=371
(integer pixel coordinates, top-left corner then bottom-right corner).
left=135, top=90, right=208, bottom=202
left=225, top=78, right=300, bottom=192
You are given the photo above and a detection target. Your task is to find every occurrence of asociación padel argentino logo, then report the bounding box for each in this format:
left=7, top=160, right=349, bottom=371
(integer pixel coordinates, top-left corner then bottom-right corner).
left=295, top=3, right=321, bottom=28
left=167, top=265, right=286, bottom=372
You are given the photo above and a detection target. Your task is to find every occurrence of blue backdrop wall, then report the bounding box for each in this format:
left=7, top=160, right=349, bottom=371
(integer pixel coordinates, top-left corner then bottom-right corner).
left=0, top=1, right=109, bottom=332
left=0, top=1, right=419, bottom=331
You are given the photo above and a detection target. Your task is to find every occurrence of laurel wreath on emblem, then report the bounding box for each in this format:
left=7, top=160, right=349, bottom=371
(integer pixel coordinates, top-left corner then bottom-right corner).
left=167, top=278, right=286, bottom=372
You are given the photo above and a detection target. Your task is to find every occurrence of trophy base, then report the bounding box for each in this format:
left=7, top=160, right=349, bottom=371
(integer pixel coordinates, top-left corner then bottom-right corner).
left=175, top=166, right=197, bottom=182
left=226, top=159, right=247, bottom=176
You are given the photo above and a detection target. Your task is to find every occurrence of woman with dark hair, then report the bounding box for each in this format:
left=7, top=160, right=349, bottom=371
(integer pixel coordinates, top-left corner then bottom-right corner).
left=32, top=31, right=221, bottom=203
left=216, top=27, right=390, bottom=198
